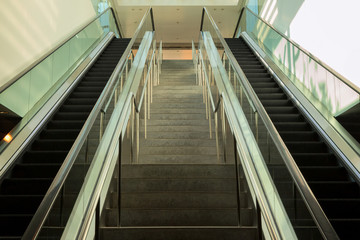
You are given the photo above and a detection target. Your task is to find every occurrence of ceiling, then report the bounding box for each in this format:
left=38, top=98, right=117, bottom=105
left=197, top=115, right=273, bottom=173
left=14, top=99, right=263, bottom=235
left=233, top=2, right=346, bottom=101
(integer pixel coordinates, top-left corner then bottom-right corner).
left=111, top=1, right=244, bottom=48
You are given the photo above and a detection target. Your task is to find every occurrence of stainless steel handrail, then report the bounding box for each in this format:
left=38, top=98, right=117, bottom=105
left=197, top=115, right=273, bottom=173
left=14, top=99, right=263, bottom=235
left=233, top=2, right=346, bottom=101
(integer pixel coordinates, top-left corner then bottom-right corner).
left=198, top=30, right=289, bottom=239
left=232, top=6, right=360, bottom=95
left=202, top=7, right=339, bottom=239
left=0, top=7, right=122, bottom=94
left=22, top=8, right=154, bottom=240
left=75, top=31, right=156, bottom=240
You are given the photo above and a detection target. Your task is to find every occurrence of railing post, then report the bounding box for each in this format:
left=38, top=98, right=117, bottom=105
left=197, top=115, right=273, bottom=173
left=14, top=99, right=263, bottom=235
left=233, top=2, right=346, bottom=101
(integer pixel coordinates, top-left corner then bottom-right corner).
left=208, top=94, right=212, bottom=139
left=240, top=85, right=243, bottom=106
left=205, top=81, right=209, bottom=120
left=148, top=71, right=151, bottom=120
left=114, top=88, right=118, bottom=106
left=256, top=200, right=263, bottom=240
left=125, top=60, right=128, bottom=81
left=228, top=59, right=231, bottom=79
left=215, top=111, right=220, bottom=162
left=136, top=111, right=139, bottom=163
left=202, top=64, right=205, bottom=102
left=100, top=110, right=105, bottom=140
left=144, top=80, right=147, bottom=139
left=118, top=133, right=122, bottom=226
left=150, top=65, right=153, bottom=104
left=120, top=72, right=124, bottom=92
left=221, top=100, right=227, bottom=163
left=85, top=136, right=90, bottom=163
left=131, top=100, right=135, bottom=163
left=95, top=200, right=100, bottom=240
left=233, top=135, right=242, bottom=226
left=255, top=111, right=259, bottom=143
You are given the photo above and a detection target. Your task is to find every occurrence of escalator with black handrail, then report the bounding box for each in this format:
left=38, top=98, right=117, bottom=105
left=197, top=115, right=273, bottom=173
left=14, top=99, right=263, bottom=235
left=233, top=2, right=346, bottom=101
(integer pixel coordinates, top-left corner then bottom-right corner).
left=225, top=37, right=360, bottom=239
left=0, top=37, right=130, bottom=239
left=336, top=104, right=360, bottom=143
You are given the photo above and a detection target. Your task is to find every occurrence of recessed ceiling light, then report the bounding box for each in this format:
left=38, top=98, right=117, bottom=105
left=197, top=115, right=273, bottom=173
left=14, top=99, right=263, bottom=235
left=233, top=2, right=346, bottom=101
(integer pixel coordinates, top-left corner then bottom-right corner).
left=131, top=9, right=135, bottom=11
left=176, top=8, right=180, bottom=11
left=214, top=8, right=217, bottom=11
left=139, top=8, right=142, bottom=11
left=221, top=8, right=224, bottom=11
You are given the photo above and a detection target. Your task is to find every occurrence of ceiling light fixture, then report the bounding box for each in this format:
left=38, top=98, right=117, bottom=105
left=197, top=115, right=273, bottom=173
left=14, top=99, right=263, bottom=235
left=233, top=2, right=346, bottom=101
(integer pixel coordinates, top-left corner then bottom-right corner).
left=3, top=134, right=12, bottom=143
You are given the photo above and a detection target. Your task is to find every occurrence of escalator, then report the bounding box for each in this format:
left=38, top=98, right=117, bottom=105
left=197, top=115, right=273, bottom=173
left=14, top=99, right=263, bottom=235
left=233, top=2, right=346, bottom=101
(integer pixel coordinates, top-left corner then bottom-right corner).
left=0, top=37, right=130, bottom=239
left=336, top=104, right=360, bottom=143
left=225, top=37, right=360, bottom=239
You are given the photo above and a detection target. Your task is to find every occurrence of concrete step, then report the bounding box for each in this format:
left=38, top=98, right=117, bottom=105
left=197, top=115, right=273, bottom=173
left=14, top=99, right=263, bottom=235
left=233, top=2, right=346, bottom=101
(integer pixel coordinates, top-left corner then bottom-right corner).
left=101, top=227, right=258, bottom=240
left=154, top=86, right=201, bottom=90
left=144, top=131, right=213, bottom=139
left=119, top=208, right=239, bottom=226
left=138, top=155, right=222, bottom=164
left=139, top=138, right=216, bottom=147
left=120, top=164, right=236, bottom=178
left=141, top=125, right=212, bottom=132
left=159, top=74, right=196, bottom=79
left=120, top=192, right=241, bottom=208
left=121, top=178, right=236, bottom=192
left=159, top=82, right=197, bottom=86
left=152, top=99, right=205, bottom=104
left=149, top=108, right=206, bottom=114
left=153, top=88, right=201, bottom=93
left=152, top=93, right=202, bottom=99
left=140, top=146, right=218, bottom=155
left=151, top=103, right=205, bottom=109
left=149, top=113, right=206, bottom=120
left=143, top=119, right=214, bottom=127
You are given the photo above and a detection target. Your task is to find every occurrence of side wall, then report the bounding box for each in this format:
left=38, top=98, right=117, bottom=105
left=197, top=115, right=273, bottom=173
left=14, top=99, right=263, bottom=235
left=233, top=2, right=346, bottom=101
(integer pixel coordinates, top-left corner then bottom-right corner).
left=0, top=0, right=97, bottom=88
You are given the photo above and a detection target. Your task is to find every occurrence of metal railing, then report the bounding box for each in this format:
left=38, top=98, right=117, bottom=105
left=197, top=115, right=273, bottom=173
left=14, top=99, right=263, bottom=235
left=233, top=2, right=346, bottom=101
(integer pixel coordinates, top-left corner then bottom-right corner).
left=61, top=29, right=158, bottom=240
left=200, top=6, right=340, bottom=239
left=197, top=28, right=296, bottom=239
left=22, top=8, right=155, bottom=240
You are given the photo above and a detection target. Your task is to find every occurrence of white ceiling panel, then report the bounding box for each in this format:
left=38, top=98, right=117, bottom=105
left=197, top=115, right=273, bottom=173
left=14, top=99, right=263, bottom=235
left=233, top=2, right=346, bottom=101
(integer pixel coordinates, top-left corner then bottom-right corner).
left=113, top=1, right=243, bottom=47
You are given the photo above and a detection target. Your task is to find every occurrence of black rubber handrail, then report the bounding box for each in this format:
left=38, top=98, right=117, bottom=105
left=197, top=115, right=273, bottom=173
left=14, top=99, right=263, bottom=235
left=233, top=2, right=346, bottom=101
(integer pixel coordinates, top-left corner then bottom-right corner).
left=232, top=7, right=245, bottom=38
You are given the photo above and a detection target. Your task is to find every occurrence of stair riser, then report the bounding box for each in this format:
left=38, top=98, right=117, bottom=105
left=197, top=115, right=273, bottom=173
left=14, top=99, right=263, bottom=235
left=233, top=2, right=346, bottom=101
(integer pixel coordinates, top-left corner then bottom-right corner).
left=101, top=227, right=258, bottom=240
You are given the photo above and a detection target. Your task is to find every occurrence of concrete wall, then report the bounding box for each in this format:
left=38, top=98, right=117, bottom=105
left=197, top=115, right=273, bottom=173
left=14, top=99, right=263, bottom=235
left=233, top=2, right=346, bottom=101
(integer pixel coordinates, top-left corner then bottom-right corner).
left=0, top=0, right=97, bottom=88
left=257, top=0, right=360, bottom=87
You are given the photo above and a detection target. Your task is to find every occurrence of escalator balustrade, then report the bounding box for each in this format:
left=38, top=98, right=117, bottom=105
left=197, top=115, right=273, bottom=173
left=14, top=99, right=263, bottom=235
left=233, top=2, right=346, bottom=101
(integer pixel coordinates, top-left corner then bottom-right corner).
left=225, top=37, right=360, bottom=240
left=0, top=38, right=130, bottom=239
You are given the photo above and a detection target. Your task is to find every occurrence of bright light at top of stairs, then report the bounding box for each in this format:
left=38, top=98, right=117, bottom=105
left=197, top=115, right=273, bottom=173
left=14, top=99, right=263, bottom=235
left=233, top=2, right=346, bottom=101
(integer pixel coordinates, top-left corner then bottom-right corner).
left=116, top=0, right=239, bottom=6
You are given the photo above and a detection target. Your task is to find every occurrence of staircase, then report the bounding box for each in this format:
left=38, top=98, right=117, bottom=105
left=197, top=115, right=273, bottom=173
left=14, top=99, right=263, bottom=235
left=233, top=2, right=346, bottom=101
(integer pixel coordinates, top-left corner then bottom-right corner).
left=225, top=37, right=360, bottom=239
left=0, top=38, right=130, bottom=239
left=101, top=60, right=257, bottom=239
